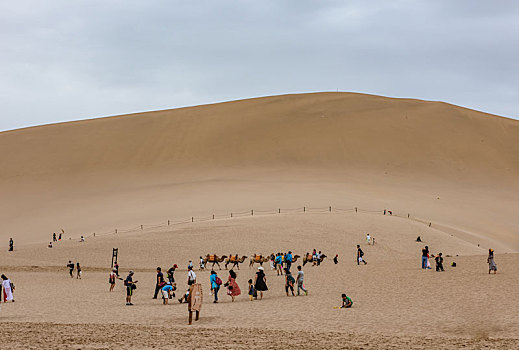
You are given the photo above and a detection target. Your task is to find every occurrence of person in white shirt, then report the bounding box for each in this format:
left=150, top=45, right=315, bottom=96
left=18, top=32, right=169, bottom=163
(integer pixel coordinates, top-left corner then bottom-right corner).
left=366, top=233, right=371, bottom=245
left=179, top=266, right=196, bottom=303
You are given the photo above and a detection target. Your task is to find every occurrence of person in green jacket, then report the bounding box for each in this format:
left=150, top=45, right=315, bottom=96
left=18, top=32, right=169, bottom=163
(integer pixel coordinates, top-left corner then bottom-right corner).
left=341, top=293, right=353, bottom=308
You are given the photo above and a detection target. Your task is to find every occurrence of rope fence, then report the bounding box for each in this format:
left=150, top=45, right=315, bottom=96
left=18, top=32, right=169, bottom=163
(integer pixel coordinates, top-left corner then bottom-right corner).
left=80, top=206, right=436, bottom=240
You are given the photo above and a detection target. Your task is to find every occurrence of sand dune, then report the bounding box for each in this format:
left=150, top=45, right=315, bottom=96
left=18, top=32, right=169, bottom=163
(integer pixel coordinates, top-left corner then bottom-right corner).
left=1, top=92, right=518, bottom=348
left=1, top=92, right=518, bottom=250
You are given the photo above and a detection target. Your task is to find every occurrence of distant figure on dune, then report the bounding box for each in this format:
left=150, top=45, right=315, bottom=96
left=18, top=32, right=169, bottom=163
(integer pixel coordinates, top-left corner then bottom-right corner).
left=59, top=233, right=62, bottom=241
left=48, top=242, right=53, bottom=248
left=199, top=256, right=205, bottom=270
left=488, top=249, right=497, bottom=274
left=254, top=267, right=268, bottom=300
left=67, top=260, right=75, bottom=278
left=357, top=245, right=367, bottom=265
left=341, top=293, right=352, bottom=308
left=225, top=269, right=241, bottom=302
left=333, top=254, right=339, bottom=264
left=53, top=233, right=56, bottom=242
left=366, top=233, right=371, bottom=245
left=416, top=236, right=422, bottom=242
left=76, top=262, right=82, bottom=279
left=421, top=246, right=429, bottom=269
left=435, top=253, right=444, bottom=272
left=8, top=238, right=14, bottom=251
left=80, top=236, right=85, bottom=242
left=1, top=274, right=15, bottom=302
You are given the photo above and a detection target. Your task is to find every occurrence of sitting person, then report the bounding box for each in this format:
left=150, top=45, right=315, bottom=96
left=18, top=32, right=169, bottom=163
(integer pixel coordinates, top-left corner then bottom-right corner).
left=416, top=236, right=422, bottom=242
left=341, top=293, right=353, bottom=308
left=48, top=242, right=53, bottom=248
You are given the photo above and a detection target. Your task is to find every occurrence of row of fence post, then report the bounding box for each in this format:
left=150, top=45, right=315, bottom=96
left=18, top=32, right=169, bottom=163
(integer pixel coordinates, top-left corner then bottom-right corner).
left=102, top=206, right=433, bottom=237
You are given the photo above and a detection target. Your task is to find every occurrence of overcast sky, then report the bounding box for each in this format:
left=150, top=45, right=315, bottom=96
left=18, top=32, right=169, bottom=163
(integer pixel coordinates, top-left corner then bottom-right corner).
left=1, top=1, right=518, bottom=131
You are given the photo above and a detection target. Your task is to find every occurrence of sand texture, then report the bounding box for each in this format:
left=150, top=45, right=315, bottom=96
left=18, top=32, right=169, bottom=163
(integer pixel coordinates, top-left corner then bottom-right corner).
left=1, top=93, right=518, bottom=348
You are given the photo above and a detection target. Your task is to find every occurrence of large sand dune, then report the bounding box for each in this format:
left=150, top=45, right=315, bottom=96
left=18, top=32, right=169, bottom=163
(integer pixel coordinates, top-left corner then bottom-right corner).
left=1, top=92, right=518, bottom=250
left=1, top=92, right=519, bottom=348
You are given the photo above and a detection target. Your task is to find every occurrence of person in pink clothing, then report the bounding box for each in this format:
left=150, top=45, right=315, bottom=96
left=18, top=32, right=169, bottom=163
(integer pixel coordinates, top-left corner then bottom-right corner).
left=226, top=269, right=241, bottom=302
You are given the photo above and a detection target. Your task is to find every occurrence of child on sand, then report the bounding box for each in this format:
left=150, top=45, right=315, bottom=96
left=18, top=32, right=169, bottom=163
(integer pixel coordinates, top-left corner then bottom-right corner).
left=248, top=279, right=257, bottom=301
left=285, top=268, right=295, bottom=296
left=341, top=293, right=352, bottom=308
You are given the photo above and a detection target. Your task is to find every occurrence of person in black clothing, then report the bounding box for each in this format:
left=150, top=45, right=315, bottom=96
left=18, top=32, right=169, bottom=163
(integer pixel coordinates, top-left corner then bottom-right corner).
left=435, top=253, right=444, bottom=272
left=8, top=238, right=14, bottom=251
left=167, top=264, right=177, bottom=284
left=67, top=260, right=75, bottom=278
left=333, top=254, right=339, bottom=264
left=153, top=267, right=164, bottom=299
left=53, top=233, right=57, bottom=242
left=357, top=245, right=367, bottom=265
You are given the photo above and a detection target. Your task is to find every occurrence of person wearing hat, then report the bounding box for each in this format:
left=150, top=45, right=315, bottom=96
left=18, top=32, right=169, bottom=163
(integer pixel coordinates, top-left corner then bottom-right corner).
left=254, top=266, right=268, bottom=300
left=178, top=265, right=197, bottom=303
left=125, top=271, right=137, bottom=305
left=167, top=264, right=177, bottom=284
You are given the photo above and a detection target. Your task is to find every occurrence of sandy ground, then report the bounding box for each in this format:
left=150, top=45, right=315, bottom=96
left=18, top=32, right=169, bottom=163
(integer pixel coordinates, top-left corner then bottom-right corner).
left=1, top=93, right=518, bottom=348
left=1, top=213, right=518, bottom=349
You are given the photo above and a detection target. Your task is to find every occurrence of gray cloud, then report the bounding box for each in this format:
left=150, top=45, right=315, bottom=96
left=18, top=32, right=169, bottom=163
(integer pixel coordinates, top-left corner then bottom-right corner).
left=1, top=0, right=518, bottom=131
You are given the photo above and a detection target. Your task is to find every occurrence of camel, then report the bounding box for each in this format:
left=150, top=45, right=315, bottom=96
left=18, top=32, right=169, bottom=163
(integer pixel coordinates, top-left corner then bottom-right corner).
left=203, top=254, right=228, bottom=270
left=290, top=255, right=301, bottom=263
left=225, top=255, right=248, bottom=270
left=249, top=254, right=269, bottom=268
left=303, top=254, right=327, bottom=266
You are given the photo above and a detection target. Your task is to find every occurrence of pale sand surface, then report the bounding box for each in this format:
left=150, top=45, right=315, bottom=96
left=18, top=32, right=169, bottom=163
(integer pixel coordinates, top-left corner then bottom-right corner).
left=1, top=213, right=518, bottom=348
left=1, top=93, right=518, bottom=348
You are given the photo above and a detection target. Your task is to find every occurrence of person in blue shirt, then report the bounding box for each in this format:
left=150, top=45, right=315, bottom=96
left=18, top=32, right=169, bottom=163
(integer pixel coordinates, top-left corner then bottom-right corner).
left=285, top=251, right=293, bottom=272
left=209, top=270, right=221, bottom=303
left=275, top=254, right=283, bottom=275
left=161, top=282, right=175, bottom=305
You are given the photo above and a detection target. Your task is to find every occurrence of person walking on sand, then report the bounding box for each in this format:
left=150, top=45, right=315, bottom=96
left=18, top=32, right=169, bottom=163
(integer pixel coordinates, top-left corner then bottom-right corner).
left=333, top=254, right=339, bottom=264
left=67, top=260, right=74, bottom=278
left=225, top=269, right=241, bottom=302
left=59, top=233, right=62, bottom=241
left=76, top=262, right=82, bottom=279
left=248, top=279, right=257, bottom=301
left=284, top=268, right=295, bottom=296
left=296, top=265, right=307, bottom=296
left=153, top=267, right=164, bottom=299
left=317, top=251, right=323, bottom=266
left=114, top=262, right=120, bottom=277
left=109, top=268, right=117, bottom=291
left=1, top=274, right=15, bottom=302
left=8, top=238, right=14, bottom=251
left=366, top=233, right=371, bottom=245
left=254, top=266, right=268, bottom=300
left=357, top=245, right=367, bottom=265
left=210, top=270, right=222, bottom=303
left=421, top=246, right=429, bottom=269
left=125, top=271, right=137, bottom=305
left=488, top=249, right=497, bottom=274
left=167, top=264, right=177, bottom=284
left=435, top=253, right=444, bottom=272
left=275, top=253, right=283, bottom=275
left=53, top=233, right=57, bottom=242
left=178, top=266, right=196, bottom=303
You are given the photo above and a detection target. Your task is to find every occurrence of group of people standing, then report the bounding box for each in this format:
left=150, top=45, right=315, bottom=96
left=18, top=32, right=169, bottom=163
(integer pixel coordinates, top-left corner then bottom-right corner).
left=67, top=261, right=82, bottom=279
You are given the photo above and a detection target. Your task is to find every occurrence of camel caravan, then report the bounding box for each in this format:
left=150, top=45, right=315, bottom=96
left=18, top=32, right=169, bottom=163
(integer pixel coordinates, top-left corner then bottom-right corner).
left=203, top=252, right=326, bottom=270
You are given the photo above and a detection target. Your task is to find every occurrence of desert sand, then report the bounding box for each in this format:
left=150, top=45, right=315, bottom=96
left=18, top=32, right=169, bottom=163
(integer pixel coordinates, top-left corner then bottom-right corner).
left=1, top=93, right=518, bottom=349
